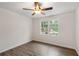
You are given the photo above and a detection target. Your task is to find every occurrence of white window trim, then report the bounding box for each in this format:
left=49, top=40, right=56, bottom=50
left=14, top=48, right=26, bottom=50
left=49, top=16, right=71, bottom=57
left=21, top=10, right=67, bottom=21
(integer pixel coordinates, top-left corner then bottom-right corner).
left=40, top=19, right=59, bottom=36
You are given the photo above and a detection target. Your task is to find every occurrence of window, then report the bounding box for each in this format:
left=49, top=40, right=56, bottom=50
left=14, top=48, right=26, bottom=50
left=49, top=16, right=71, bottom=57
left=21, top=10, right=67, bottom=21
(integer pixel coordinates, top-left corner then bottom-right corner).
left=40, top=20, right=59, bottom=35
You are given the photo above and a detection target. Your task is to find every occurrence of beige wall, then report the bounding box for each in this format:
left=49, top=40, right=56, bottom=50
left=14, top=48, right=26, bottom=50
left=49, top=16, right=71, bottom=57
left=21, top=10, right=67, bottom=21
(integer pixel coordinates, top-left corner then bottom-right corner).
left=0, top=8, right=32, bottom=53
left=32, top=11, right=76, bottom=49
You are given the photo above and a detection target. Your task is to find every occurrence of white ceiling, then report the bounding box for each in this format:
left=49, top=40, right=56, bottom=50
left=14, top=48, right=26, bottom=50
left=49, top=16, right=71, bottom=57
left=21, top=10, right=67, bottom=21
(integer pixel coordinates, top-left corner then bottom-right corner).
left=0, top=2, right=79, bottom=18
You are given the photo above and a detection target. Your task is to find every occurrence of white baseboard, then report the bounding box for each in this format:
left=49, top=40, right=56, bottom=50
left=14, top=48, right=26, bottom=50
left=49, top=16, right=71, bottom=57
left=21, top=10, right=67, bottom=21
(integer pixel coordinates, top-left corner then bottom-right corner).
left=75, top=48, right=79, bottom=56
left=33, top=39, right=75, bottom=50
left=0, top=40, right=32, bottom=53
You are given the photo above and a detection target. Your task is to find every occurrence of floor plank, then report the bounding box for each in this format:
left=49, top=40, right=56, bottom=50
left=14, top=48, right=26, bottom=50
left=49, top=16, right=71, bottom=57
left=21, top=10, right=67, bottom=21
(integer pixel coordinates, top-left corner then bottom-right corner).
left=0, top=41, right=78, bottom=56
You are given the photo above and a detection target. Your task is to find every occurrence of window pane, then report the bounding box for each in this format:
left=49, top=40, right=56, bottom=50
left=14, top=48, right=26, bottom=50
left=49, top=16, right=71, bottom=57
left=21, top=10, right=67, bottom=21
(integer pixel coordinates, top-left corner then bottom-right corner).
left=49, top=20, right=59, bottom=35
left=41, top=21, right=48, bottom=34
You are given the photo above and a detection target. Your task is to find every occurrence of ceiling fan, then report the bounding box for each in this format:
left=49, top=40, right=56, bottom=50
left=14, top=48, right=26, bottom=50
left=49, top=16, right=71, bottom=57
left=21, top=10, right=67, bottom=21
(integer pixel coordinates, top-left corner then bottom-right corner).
left=23, top=2, right=53, bottom=15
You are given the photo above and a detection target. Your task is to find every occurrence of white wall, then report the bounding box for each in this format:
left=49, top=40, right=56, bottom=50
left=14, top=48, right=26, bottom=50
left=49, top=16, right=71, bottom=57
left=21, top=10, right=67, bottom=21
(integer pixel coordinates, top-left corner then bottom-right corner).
left=76, top=8, right=79, bottom=55
left=0, top=7, right=76, bottom=53
left=0, top=8, right=32, bottom=53
left=32, top=11, right=76, bottom=49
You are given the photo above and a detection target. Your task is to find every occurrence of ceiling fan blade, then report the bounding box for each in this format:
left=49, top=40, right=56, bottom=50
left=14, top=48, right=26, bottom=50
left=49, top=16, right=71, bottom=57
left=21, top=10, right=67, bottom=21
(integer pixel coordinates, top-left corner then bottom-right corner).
left=34, top=2, right=39, bottom=6
left=42, top=7, right=53, bottom=11
left=34, top=2, right=38, bottom=6
left=23, top=8, right=33, bottom=10
left=32, top=12, right=35, bottom=15
left=34, top=2, right=41, bottom=7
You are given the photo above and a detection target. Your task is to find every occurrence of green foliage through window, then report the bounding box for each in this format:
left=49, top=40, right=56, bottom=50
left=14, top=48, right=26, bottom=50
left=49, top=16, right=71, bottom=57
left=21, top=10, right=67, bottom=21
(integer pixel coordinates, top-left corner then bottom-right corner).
left=40, top=20, right=59, bottom=35
left=41, top=21, right=48, bottom=34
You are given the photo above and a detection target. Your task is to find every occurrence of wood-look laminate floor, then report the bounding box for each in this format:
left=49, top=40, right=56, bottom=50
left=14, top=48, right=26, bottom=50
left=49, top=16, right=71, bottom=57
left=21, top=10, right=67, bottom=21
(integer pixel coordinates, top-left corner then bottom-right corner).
left=0, top=41, right=78, bottom=56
